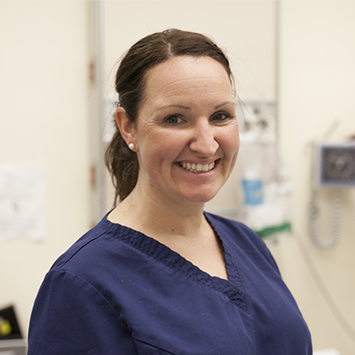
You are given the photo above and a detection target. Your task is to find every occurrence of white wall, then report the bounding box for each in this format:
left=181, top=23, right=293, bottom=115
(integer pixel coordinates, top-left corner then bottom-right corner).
left=0, top=0, right=91, bottom=336
left=271, top=1, right=355, bottom=354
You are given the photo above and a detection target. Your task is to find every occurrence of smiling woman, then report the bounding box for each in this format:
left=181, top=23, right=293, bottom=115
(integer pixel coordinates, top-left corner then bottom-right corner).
left=115, top=55, right=239, bottom=210
left=27, top=29, right=312, bottom=355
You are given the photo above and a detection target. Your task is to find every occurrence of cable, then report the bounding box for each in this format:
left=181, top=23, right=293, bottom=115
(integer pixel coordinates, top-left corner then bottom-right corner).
left=308, top=189, right=342, bottom=248
left=291, top=228, right=355, bottom=345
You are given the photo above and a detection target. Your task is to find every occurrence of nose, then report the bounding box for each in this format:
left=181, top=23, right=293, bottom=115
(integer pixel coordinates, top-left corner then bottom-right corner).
left=189, top=120, right=219, bottom=157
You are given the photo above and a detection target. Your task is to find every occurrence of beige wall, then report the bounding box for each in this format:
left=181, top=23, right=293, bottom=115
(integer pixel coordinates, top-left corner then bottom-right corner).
left=103, top=0, right=276, bottom=99
left=0, top=0, right=91, bottom=335
left=271, top=1, right=355, bottom=354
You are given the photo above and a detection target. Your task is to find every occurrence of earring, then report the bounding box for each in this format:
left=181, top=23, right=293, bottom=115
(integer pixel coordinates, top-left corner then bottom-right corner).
left=128, top=143, right=135, bottom=150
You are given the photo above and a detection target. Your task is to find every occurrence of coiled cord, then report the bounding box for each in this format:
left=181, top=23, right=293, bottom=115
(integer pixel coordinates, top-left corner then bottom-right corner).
left=308, top=189, right=342, bottom=248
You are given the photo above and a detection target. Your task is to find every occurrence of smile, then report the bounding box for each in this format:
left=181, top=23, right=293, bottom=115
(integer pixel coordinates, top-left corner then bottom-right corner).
left=179, top=161, right=216, bottom=173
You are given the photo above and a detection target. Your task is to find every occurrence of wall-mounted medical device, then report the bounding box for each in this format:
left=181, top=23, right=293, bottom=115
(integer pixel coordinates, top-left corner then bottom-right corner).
left=309, top=141, right=355, bottom=248
left=313, top=142, right=355, bottom=188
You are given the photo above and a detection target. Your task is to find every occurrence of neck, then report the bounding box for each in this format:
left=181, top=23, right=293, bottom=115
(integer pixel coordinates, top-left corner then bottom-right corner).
left=110, top=182, right=208, bottom=239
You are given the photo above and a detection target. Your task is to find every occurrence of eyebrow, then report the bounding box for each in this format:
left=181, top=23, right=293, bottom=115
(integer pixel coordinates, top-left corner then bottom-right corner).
left=214, top=101, right=236, bottom=109
left=157, top=104, right=191, bottom=111
left=156, top=101, right=236, bottom=112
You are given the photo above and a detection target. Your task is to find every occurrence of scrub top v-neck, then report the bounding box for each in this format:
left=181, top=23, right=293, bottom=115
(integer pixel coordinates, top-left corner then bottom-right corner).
left=28, top=212, right=312, bottom=355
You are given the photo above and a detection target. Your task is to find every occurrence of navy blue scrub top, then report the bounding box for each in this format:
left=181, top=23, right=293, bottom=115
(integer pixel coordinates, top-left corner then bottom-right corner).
left=28, top=212, right=312, bottom=354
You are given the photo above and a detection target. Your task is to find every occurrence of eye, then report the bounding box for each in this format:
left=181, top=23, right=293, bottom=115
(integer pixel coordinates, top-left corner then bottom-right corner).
left=211, top=112, right=231, bottom=121
left=164, top=115, right=182, bottom=124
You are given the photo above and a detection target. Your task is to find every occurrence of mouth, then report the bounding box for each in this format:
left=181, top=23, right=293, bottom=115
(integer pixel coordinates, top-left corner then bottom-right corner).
left=178, top=160, right=217, bottom=173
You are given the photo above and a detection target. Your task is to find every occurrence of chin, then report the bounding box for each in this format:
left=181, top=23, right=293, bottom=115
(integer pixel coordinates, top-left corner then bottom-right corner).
left=180, top=190, right=219, bottom=205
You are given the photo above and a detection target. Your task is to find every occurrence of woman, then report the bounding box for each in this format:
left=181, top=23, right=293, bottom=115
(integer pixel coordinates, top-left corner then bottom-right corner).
left=28, top=29, right=312, bottom=354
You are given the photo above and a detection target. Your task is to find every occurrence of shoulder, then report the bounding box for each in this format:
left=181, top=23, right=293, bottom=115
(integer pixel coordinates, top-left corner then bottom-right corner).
left=52, top=214, right=113, bottom=268
left=204, top=211, right=264, bottom=246
left=204, top=212, right=280, bottom=274
left=49, top=214, right=143, bottom=282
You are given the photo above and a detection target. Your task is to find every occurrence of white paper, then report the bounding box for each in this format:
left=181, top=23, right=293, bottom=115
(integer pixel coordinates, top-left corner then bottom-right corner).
left=0, top=163, right=46, bottom=242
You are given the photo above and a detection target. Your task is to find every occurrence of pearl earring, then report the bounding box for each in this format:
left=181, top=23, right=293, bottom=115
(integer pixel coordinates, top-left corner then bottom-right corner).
left=128, top=143, right=135, bottom=150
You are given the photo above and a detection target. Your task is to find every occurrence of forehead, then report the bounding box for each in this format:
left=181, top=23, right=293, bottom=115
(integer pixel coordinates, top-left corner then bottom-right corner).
left=142, top=56, right=233, bottom=108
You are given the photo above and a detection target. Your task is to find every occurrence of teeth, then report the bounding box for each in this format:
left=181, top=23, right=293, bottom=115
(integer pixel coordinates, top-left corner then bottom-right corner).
left=180, top=161, right=215, bottom=173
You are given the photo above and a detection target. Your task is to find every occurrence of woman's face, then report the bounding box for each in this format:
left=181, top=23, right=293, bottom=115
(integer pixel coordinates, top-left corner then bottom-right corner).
left=132, top=55, right=239, bottom=207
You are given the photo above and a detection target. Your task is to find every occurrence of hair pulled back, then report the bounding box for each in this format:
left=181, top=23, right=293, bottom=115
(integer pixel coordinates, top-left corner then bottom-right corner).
left=105, top=28, right=234, bottom=205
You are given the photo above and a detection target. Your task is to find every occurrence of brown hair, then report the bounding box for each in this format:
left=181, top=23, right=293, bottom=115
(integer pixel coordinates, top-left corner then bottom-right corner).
left=105, top=28, right=234, bottom=206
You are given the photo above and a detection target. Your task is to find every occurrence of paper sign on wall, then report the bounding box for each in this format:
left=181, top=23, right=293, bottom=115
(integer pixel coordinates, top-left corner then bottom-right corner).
left=0, top=163, right=46, bottom=242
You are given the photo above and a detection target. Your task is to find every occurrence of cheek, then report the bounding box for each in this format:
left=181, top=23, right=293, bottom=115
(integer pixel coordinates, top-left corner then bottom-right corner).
left=222, top=127, right=240, bottom=158
left=137, top=131, right=183, bottom=170
left=145, top=129, right=186, bottom=153
left=221, top=130, right=240, bottom=180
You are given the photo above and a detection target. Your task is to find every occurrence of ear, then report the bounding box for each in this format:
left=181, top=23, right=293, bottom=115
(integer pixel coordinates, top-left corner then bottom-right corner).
left=115, top=107, right=137, bottom=150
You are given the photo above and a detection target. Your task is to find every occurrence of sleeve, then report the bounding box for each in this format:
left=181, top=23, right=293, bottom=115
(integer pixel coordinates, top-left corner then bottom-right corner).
left=27, top=269, right=138, bottom=355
